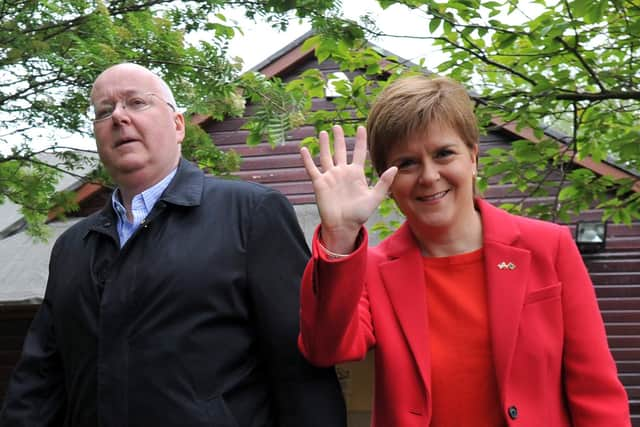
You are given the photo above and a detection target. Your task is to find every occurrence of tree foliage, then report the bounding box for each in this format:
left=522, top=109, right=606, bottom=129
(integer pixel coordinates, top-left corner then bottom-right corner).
left=245, top=0, right=640, bottom=226
left=4, top=0, right=639, bottom=238
left=0, top=0, right=337, bottom=237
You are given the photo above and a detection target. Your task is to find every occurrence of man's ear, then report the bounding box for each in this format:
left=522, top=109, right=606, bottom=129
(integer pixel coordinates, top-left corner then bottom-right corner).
left=174, top=113, right=186, bottom=144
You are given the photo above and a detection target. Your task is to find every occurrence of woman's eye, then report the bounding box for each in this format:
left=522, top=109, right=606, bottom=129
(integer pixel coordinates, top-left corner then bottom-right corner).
left=435, top=149, right=454, bottom=159
left=396, top=159, right=417, bottom=169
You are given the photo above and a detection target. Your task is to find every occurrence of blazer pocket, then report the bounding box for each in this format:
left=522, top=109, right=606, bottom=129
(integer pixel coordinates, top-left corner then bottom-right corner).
left=524, top=283, right=561, bottom=305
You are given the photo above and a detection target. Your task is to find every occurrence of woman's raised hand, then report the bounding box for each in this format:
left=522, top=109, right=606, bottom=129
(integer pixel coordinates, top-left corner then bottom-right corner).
left=300, top=125, right=397, bottom=254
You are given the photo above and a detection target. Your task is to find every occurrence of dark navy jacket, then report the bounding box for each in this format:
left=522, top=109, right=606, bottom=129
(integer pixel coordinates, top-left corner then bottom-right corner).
left=0, top=159, right=346, bottom=427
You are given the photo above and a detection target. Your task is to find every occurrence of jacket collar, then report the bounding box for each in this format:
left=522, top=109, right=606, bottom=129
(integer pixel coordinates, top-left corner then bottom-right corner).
left=84, top=158, right=204, bottom=237
left=157, top=158, right=204, bottom=207
left=475, top=198, right=521, bottom=246
left=378, top=221, right=420, bottom=259
left=381, top=198, right=521, bottom=258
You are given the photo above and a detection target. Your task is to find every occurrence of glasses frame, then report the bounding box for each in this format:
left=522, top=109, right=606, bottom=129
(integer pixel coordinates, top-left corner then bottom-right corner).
left=90, top=92, right=176, bottom=123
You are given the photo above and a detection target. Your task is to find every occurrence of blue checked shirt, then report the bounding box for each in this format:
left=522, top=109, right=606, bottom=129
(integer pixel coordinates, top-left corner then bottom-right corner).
left=111, top=169, right=177, bottom=247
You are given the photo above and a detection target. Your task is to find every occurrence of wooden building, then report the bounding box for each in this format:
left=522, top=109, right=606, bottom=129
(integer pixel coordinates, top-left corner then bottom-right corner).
left=1, top=33, right=639, bottom=425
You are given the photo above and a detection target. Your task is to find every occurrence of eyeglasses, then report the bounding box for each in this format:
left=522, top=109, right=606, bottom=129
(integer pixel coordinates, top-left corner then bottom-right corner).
left=90, top=92, right=176, bottom=123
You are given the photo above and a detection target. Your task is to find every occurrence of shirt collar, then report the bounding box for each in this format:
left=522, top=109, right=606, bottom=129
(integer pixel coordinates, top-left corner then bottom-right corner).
left=86, top=158, right=205, bottom=237
left=111, top=168, right=178, bottom=222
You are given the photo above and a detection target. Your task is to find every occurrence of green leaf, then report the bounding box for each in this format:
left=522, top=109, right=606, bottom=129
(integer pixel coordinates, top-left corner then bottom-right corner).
left=558, top=186, right=578, bottom=201
left=429, top=18, right=441, bottom=33
left=246, top=132, right=263, bottom=146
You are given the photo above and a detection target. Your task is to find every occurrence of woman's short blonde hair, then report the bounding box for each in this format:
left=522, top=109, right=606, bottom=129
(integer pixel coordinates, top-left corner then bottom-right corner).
left=367, top=75, right=479, bottom=176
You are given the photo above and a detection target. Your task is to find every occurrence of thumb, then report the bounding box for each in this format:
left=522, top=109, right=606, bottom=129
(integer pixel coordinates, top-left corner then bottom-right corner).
left=371, top=166, right=398, bottom=203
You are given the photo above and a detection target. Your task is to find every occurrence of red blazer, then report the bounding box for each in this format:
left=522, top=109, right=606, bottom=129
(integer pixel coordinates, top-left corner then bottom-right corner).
left=299, top=199, right=630, bottom=426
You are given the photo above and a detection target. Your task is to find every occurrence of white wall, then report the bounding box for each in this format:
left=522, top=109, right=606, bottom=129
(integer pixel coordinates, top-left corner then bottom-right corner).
left=294, top=204, right=404, bottom=248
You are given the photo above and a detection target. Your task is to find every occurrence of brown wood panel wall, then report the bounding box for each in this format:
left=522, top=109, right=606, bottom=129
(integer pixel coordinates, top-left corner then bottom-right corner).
left=583, top=250, right=640, bottom=425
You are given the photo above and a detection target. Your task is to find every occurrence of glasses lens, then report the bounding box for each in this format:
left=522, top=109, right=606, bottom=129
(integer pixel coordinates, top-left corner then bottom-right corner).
left=125, top=95, right=152, bottom=112
left=89, top=102, right=115, bottom=122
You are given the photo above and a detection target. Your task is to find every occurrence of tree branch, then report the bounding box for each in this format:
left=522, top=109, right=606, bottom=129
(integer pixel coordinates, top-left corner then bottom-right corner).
left=437, top=36, right=538, bottom=85
left=555, top=90, right=640, bottom=101
left=553, top=36, right=606, bottom=92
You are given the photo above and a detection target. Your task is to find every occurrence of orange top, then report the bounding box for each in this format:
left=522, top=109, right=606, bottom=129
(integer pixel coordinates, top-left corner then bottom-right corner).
left=423, top=249, right=505, bottom=427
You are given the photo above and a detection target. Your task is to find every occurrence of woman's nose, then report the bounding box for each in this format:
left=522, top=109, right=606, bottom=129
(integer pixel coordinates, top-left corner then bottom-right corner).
left=418, top=161, right=440, bottom=184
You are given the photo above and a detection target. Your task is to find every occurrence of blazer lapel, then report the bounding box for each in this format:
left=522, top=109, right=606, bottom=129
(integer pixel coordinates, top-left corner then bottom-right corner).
left=378, top=224, right=431, bottom=399
left=484, top=241, right=530, bottom=395
left=477, top=199, right=531, bottom=399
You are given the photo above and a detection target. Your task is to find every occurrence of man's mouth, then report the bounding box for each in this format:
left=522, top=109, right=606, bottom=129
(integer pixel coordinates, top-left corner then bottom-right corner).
left=115, top=137, right=137, bottom=147
left=416, top=190, right=449, bottom=202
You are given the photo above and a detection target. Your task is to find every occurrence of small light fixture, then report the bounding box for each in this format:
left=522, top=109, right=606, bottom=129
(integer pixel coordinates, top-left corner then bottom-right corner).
left=575, top=221, right=607, bottom=253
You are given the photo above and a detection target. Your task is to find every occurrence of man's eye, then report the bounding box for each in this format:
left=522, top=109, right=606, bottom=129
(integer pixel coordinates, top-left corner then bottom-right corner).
left=127, top=97, right=148, bottom=109
left=95, top=106, right=113, bottom=119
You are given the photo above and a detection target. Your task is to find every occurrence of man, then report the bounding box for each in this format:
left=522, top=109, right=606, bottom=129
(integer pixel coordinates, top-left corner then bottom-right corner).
left=0, top=63, right=346, bottom=427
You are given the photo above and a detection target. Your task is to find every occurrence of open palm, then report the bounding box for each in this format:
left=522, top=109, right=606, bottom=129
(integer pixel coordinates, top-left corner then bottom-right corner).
left=300, top=125, right=397, bottom=253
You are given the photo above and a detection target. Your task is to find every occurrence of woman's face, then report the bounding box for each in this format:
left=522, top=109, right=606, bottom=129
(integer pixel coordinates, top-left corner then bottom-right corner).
left=386, top=122, right=478, bottom=236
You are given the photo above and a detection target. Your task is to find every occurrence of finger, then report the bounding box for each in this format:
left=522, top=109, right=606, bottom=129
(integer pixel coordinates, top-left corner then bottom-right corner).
left=300, top=147, right=321, bottom=180
left=371, top=166, right=398, bottom=202
left=318, top=130, right=334, bottom=172
left=352, top=125, right=368, bottom=166
left=333, top=125, right=347, bottom=165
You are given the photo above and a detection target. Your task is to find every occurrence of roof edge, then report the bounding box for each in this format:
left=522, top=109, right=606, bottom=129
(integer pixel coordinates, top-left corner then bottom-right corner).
left=491, top=117, right=640, bottom=192
left=252, top=30, right=316, bottom=78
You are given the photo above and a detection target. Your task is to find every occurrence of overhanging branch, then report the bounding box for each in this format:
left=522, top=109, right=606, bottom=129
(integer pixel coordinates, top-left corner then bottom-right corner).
left=555, top=91, right=640, bottom=101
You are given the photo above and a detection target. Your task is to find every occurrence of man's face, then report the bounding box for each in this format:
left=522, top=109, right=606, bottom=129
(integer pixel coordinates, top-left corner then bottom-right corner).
left=90, top=64, right=185, bottom=192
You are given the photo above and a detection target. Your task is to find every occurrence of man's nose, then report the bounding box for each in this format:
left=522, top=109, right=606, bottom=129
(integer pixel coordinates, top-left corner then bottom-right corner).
left=110, top=101, right=131, bottom=124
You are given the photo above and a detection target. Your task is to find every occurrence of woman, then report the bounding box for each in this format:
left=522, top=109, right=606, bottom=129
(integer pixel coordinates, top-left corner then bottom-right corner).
left=298, top=76, right=630, bottom=426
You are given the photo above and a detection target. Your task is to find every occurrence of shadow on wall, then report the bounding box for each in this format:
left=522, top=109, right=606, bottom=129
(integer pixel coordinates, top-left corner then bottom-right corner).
left=338, top=354, right=375, bottom=427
